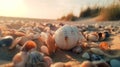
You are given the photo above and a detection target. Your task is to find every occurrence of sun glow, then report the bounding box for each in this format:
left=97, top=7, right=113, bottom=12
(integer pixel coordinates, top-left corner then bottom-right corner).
left=0, top=0, right=27, bottom=17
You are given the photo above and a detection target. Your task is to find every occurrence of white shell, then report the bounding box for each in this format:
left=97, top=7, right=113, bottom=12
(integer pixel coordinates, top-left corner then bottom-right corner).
left=54, top=25, right=81, bottom=50
left=86, top=32, right=99, bottom=42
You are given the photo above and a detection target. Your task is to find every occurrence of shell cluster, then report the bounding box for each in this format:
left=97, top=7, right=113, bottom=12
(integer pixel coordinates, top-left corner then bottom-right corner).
left=0, top=20, right=120, bottom=67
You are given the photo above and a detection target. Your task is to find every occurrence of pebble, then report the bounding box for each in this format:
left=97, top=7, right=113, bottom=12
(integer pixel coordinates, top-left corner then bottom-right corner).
left=82, top=52, right=90, bottom=59
left=72, top=46, right=82, bottom=54
left=110, top=59, right=120, bottom=67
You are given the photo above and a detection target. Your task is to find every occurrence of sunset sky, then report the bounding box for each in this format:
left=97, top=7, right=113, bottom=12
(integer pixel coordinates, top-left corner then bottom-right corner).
left=0, top=0, right=116, bottom=19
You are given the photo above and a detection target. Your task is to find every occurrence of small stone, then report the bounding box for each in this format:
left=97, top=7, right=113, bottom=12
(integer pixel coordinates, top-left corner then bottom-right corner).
left=90, top=54, right=103, bottom=61
left=72, top=46, right=82, bottom=54
left=82, top=52, right=90, bottom=59
left=110, top=59, right=120, bottom=67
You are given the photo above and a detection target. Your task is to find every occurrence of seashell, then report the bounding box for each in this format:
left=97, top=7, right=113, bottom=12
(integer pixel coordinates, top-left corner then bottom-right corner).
left=82, top=52, right=90, bottom=59
left=12, top=51, right=28, bottom=67
left=0, top=36, right=13, bottom=47
left=54, top=25, right=83, bottom=50
left=43, top=56, right=53, bottom=66
left=26, top=51, right=46, bottom=67
left=90, top=48, right=105, bottom=55
left=80, top=61, right=95, bottom=67
left=86, top=32, right=99, bottom=42
left=98, top=32, right=106, bottom=41
left=14, top=31, right=26, bottom=37
left=21, top=40, right=37, bottom=52
left=72, top=46, right=82, bottom=54
left=81, top=42, right=89, bottom=49
left=40, top=45, right=49, bottom=55
left=40, top=32, right=56, bottom=55
left=99, top=42, right=110, bottom=50
left=46, top=33, right=56, bottom=54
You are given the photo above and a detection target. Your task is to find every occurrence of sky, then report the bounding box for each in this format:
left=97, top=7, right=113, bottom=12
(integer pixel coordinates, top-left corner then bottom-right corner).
left=0, top=0, right=116, bottom=19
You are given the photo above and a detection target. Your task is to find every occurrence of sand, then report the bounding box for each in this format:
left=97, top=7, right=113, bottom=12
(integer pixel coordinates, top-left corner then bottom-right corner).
left=0, top=17, right=120, bottom=66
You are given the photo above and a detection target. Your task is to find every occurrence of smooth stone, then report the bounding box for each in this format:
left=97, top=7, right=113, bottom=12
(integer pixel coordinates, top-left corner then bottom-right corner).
left=110, top=59, right=120, bottom=67
left=82, top=52, right=90, bottom=59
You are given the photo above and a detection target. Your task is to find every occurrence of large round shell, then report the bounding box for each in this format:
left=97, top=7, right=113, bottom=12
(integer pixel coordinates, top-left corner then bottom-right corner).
left=54, top=25, right=80, bottom=50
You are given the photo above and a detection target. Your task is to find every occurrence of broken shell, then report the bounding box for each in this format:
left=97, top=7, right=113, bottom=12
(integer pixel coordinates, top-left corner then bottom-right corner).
left=82, top=52, right=90, bottom=59
left=98, top=32, right=106, bottom=41
left=86, top=32, right=99, bottom=42
left=54, top=25, right=82, bottom=50
left=12, top=51, right=28, bottom=67
left=99, top=42, right=110, bottom=50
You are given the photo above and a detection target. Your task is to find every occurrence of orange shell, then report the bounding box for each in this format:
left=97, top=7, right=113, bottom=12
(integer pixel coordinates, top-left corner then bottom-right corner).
left=23, top=40, right=37, bottom=51
left=99, top=42, right=110, bottom=50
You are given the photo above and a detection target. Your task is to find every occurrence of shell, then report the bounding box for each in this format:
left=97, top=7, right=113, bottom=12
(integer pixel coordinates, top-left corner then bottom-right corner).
left=25, top=51, right=45, bottom=67
left=90, top=48, right=105, bottom=55
left=21, top=40, right=37, bottom=52
left=0, top=36, right=13, bottom=47
left=98, top=32, right=106, bottom=41
left=40, top=45, right=49, bottom=55
left=12, top=51, right=28, bottom=67
left=99, top=42, right=110, bottom=50
left=54, top=25, right=82, bottom=50
left=43, top=56, right=53, bottom=66
left=40, top=32, right=56, bottom=55
left=80, top=61, right=94, bottom=67
left=86, top=32, right=99, bottom=42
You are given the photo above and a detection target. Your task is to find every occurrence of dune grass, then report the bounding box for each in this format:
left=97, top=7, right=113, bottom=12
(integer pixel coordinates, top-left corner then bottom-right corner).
left=99, top=4, right=120, bottom=21
left=58, top=3, right=120, bottom=21
left=57, top=12, right=78, bottom=21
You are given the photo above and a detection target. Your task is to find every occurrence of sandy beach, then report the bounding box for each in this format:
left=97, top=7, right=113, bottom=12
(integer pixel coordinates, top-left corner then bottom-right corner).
left=0, top=17, right=120, bottom=67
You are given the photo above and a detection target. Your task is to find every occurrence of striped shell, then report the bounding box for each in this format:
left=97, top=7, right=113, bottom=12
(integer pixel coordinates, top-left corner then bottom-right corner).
left=54, top=25, right=82, bottom=50
left=25, top=51, right=45, bottom=67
